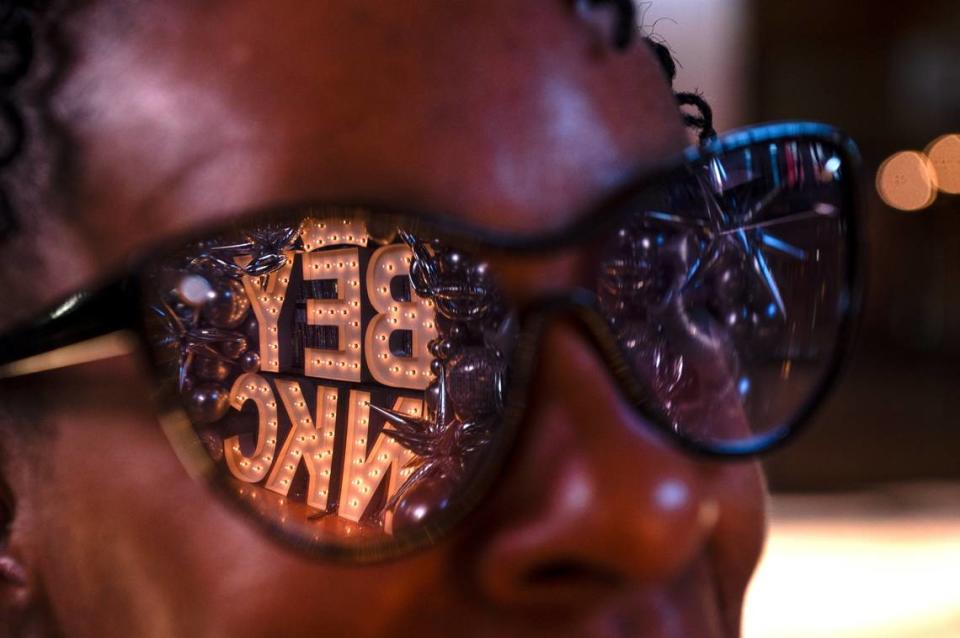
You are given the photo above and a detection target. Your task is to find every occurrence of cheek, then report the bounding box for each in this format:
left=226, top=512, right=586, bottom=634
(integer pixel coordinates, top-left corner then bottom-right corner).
left=33, top=388, right=442, bottom=638
left=709, top=461, right=768, bottom=631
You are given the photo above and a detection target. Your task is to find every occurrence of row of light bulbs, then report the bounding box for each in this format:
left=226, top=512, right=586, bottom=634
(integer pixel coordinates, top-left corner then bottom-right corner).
left=225, top=373, right=420, bottom=526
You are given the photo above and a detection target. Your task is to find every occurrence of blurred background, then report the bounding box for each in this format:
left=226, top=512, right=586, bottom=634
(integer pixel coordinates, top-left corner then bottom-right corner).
left=647, top=1, right=960, bottom=636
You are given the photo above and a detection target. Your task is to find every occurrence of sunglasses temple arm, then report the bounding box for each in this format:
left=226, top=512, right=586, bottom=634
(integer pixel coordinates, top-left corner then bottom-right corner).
left=0, top=279, right=137, bottom=378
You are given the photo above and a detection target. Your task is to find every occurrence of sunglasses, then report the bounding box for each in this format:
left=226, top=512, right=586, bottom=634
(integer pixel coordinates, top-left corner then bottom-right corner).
left=0, top=122, right=862, bottom=562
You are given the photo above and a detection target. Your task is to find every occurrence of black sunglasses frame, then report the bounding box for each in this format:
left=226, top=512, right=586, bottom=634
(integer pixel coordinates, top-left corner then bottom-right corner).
left=0, top=121, right=864, bottom=561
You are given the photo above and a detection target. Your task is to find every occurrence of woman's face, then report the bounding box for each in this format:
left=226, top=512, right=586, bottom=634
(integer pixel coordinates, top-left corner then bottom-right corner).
left=2, top=1, right=766, bottom=636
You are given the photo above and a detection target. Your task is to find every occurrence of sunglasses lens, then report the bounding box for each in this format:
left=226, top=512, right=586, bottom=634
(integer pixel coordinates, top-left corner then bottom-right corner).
left=598, top=139, right=853, bottom=450
left=140, top=213, right=515, bottom=559
left=135, top=133, right=856, bottom=554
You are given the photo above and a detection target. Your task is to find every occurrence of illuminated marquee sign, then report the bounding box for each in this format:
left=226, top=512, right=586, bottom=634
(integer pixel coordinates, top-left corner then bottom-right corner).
left=221, top=219, right=438, bottom=527
left=151, top=214, right=508, bottom=540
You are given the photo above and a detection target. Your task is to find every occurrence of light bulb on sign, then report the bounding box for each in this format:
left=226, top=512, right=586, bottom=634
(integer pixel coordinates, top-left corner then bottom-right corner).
left=337, top=390, right=420, bottom=526
left=224, top=373, right=280, bottom=483
left=302, top=247, right=363, bottom=382
left=264, top=380, right=339, bottom=511
left=299, top=216, right=369, bottom=251
left=364, top=244, right=438, bottom=390
left=241, top=255, right=294, bottom=372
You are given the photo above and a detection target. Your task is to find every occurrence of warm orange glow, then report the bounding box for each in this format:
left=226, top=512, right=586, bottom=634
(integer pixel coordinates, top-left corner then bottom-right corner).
left=299, top=216, right=369, bottom=251
left=241, top=255, right=294, bottom=372
left=744, top=491, right=960, bottom=638
left=303, top=247, right=363, bottom=383
left=337, top=391, right=420, bottom=526
left=264, top=381, right=338, bottom=510
left=876, top=151, right=939, bottom=211
left=364, top=244, right=438, bottom=390
left=224, top=373, right=279, bottom=483
left=926, top=134, right=960, bottom=195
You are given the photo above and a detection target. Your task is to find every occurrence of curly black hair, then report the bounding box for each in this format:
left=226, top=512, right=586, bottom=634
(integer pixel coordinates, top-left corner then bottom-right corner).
left=586, top=0, right=716, bottom=143
left=0, top=0, right=716, bottom=242
left=0, top=0, right=70, bottom=244
left=0, top=1, right=35, bottom=237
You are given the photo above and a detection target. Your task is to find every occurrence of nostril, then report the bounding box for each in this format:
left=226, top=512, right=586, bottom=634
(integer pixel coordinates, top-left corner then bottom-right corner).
left=524, top=559, right=624, bottom=589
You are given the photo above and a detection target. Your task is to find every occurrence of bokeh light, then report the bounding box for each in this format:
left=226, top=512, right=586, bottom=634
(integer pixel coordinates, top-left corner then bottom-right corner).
left=925, top=134, right=960, bottom=195
left=876, top=150, right=939, bottom=211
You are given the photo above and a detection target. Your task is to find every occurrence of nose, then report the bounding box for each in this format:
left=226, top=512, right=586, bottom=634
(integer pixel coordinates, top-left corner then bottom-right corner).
left=468, top=320, right=722, bottom=608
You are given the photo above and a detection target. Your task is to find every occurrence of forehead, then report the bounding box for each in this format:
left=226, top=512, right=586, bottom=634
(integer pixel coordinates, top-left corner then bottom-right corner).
left=20, top=0, right=685, bottom=317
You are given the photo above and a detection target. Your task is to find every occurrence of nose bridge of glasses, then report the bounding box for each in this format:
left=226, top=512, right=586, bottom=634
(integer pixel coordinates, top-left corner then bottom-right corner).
left=491, top=247, right=593, bottom=307
left=504, top=294, right=713, bottom=472
left=514, top=292, right=661, bottom=419
left=514, top=295, right=773, bottom=459
left=517, top=290, right=755, bottom=447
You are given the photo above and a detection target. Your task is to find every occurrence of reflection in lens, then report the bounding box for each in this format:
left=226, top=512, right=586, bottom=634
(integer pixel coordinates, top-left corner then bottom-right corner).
left=142, top=214, right=514, bottom=556
left=599, top=140, right=849, bottom=449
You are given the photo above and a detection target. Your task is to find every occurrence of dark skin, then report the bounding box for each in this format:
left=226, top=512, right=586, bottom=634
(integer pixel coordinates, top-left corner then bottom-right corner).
left=0, top=1, right=766, bottom=636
